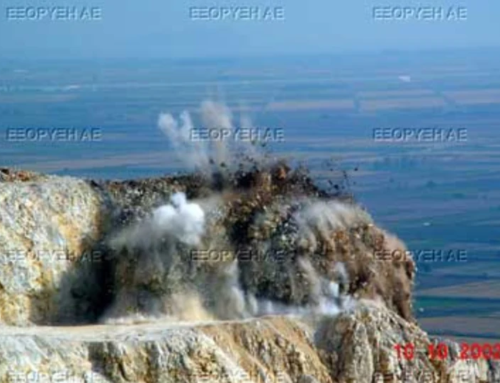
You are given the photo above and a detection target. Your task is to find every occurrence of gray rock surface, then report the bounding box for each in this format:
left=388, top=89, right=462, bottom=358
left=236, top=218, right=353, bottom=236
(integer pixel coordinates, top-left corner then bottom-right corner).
left=0, top=168, right=497, bottom=382
left=0, top=171, right=106, bottom=325
left=0, top=303, right=498, bottom=382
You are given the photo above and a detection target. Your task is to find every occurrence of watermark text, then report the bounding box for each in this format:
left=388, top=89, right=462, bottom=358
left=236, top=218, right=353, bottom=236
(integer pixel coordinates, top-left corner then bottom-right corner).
left=189, top=6, right=285, bottom=21
left=6, top=6, right=102, bottom=21
left=373, top=6, right=467, bottom=21
left=6, top=127, right=102, bottom=142
left=373, top=127, right=467, bottom=142
left=375, top=249, right=468, bottom=263
left=191, top=248, right=287, bottom=263
left=190, top=127, right=284, bottom=142
left=0, top=249, right=104, bottom=264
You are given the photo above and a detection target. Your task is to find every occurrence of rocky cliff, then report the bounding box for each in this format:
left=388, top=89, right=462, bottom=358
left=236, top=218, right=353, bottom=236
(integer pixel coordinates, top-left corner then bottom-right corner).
left=0, top=165, right=498, bottom=382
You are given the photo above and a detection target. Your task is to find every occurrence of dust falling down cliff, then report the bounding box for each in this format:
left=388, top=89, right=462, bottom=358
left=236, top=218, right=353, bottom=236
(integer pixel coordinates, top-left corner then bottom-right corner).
left=0, top=102, right=498, bottom=382
left=100, top=100, right=415, bottom=325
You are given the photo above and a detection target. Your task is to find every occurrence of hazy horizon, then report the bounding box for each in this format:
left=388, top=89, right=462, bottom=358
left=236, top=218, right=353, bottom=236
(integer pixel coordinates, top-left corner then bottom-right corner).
left=1, top=0, right=499, bottom=59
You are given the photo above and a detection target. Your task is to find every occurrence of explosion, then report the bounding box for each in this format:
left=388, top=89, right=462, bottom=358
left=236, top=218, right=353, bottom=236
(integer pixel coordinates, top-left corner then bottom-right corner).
left=99, top=101, right=415, bottom=326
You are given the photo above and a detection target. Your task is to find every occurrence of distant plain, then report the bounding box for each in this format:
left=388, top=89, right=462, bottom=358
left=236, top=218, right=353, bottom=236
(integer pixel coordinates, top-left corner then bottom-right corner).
left=1, top=50, right=499, bottom=341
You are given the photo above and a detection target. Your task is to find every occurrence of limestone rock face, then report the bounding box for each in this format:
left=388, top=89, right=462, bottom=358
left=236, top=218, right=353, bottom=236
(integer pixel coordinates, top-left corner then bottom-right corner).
left=0, top=167, right=497, bottom=382
left=0, top=303, right=498, bottom=383
left=0, top=167, right=415, bottom=327
left=315, top=302, right=500, bottom=383
left=0, top=171, right=106, bottom=325
left=0, top=316, right=330, bottom=383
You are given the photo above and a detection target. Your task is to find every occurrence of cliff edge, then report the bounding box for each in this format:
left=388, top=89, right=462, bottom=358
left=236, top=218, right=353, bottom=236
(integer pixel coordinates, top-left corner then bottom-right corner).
left=0, top=166, right=497, bottom=382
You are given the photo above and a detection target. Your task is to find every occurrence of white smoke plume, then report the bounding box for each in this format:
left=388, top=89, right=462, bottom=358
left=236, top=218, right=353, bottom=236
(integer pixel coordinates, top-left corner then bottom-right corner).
left=103, top=192, right=213, bottom=323
left=208, top=256, right=357, bottom=320
left=157, top=100, right=262, bottom=172
left=294, top=199, right=372, bottom=253
left=106, top=194, right=362, bottom=323
left=200, top=100, right=233, bottom=167
left=211, top=260, right=251, bottom=320
left=152, top=192, right=205, bottom=246
left=253, top=258, right=356, bottom=318
left=109, top=192, right=206, bottom=250
left=158, top=110, right=210, bottom=169
left=106, top=103, right=370, bottom=325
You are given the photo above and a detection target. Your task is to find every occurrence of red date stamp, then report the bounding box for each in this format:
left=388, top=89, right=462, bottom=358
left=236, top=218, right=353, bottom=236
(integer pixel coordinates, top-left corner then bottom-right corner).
left=458, top=343, right=500, bottom=360
left=394, top=342, right=500, bottom=361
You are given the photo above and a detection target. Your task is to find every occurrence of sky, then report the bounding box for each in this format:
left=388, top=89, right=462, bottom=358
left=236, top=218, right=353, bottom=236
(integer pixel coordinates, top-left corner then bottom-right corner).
left=0, top=0, right=498, bottom=59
